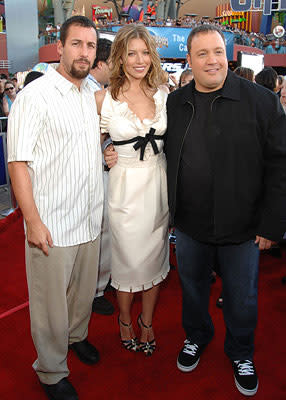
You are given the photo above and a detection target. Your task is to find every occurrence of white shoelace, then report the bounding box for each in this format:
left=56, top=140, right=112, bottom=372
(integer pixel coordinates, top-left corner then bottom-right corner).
left=183, top=340, right=199, bottom=356
left=234, top=360, right=255, bottom=376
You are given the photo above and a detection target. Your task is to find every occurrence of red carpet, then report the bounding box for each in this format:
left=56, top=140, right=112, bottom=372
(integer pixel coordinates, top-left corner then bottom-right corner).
left=0, top=211, right=286, bottom=399
left=0, top=209, right=27, bottom=314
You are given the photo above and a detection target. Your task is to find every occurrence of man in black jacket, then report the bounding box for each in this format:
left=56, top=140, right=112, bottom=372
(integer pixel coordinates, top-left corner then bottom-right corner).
left=165, top=25, right=286, bottom=397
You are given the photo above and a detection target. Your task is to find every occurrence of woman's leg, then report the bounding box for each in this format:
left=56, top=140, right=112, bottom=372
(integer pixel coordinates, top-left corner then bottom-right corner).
left=140, top=284, right=160, bottom=343
left=117, top=290, right=135, bottom=341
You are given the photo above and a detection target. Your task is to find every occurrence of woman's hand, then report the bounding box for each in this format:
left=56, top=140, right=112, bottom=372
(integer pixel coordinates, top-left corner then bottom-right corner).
left=104, top=144, right=118, bottom=168
left=169, top=74, right=178, bottom=88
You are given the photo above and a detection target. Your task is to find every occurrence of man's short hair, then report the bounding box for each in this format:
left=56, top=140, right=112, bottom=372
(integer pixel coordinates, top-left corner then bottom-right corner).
left=255, top=67, right=278, bottom=92
left=187, top=25, right=225, bottom=53
left=92, top=38, right=112, bottom=69
left=24, top=71, right=44, bottom=87
left=60, top=15, right=98, bottom=46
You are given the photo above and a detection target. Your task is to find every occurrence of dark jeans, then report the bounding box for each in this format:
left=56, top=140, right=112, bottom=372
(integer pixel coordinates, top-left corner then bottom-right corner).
left=176, top=229, right=260, bottom=360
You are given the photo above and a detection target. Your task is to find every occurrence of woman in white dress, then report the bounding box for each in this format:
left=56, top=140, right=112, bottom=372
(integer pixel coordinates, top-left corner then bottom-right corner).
left=95, top=24, right=169, bottom=356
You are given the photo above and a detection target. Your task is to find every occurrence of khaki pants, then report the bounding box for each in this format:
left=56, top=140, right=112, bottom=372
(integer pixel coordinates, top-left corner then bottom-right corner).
left=25, top=238, right=100, bottom=384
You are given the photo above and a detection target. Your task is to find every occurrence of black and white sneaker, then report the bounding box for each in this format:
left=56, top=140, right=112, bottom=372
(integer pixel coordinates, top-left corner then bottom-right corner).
left=177, top=339, right=204, bottom=372
left=232, top=359, right=258, bottom=396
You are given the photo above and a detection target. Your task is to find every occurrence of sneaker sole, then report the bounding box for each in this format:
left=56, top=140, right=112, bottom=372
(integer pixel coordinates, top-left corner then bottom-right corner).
left=177, top=357, right=200, bottom=372
left=234, top=376, right=258, bottom=396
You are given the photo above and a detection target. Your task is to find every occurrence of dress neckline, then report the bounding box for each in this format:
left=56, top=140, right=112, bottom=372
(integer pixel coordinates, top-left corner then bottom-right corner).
left=109, top=89, right=160, bottom=125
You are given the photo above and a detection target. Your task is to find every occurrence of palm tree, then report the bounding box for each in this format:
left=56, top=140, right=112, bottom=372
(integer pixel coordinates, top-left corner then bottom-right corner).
left=52, top=0, right=75, bottom=25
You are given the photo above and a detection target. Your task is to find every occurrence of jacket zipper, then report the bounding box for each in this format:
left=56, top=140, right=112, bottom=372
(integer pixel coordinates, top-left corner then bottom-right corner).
left=173, top=101, right=195, bottom=219
left=210, top=95, right=221, bottom=237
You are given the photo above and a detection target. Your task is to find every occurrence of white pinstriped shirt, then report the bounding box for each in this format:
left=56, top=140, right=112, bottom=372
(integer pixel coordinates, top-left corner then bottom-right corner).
left=8, top=66, right=103, bottom=247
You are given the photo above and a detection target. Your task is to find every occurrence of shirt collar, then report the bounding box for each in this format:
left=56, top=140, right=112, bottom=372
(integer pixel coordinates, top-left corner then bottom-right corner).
left=46, top=64, right=90, bottom=95
left=179, top=70, right=241, bottom=104
left=88, top=74, right=102, bottom=89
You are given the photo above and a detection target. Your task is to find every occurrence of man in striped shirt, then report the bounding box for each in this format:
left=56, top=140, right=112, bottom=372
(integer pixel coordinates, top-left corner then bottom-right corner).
left=8, top=16, right=103, bottom=400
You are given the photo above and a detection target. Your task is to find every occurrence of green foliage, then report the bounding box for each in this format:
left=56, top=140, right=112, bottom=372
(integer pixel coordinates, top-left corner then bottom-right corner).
left=38, top=4, right=54, bottom=32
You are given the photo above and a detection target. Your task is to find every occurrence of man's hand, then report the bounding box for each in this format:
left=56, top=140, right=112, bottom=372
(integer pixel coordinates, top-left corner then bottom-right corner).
left=104, top=144, right=118, bottom=168
left=26, top=220, right=53, bottom=256
left=255, top=235, right=275, bottom=250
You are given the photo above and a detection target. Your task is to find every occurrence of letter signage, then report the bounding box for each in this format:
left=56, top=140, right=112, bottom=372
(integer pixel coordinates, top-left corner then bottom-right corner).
left=230, top=0, right=286, bottom=15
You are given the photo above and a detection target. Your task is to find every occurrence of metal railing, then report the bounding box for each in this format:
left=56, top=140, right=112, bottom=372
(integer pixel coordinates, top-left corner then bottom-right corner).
left=0, top=117, right=17, bottom=216
left=0, top=60, right=11, bottom=69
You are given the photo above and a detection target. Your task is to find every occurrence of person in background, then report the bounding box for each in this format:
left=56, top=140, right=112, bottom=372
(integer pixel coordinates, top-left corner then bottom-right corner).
left=11, top=77, right=19, bottom=92
left=0, top=75, right=5, bottom=97
left=160, top=71, right=172, bottom=93
left=88, top=38, right=115, bottom=316
left=280, top=77, right=286, bottom=113
left=0, top=75, right=6, bottom=120
left=255, top=67, right=283, bottom=259
left=255, top=66, right=278, bottom=92
left=168, top=74, right=178, bottom=92
left=0, top=73, right=7, bottom=81
left=98, top=24, right=169, bottom=356
left=7, top=16, right=103, bottom=400
left=165, top=24, right=286, bottom=397
left=179, top=68, right=193, bottom=87
left=23, top=71, right=44, bottom=87
left=2, top=80, right=17, bottom=116
left=0, top=73, right=8, bottom=102
left=88, top=38, right=112, bottom=92
left=277, top=74, right=284, bottom=96
left=45, top=22, right=54, bottom=43
left=56, top=23, right=61, bottom=39
left=233, top=66, right=254, bottom=82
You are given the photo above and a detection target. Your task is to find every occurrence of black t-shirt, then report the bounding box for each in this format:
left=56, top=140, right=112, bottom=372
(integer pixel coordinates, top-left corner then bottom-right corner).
left=175, top=87, right=221, bottom=242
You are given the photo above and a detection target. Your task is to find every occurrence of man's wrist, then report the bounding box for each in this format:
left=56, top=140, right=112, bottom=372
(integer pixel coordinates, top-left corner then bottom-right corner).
left=102, top=137, right=113, bottom=152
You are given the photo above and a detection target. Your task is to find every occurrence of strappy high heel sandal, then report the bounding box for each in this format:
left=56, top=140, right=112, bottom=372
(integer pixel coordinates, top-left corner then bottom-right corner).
left=137, top=314, right=156, bottom=356
left=118, top=316, right=139, bottom=352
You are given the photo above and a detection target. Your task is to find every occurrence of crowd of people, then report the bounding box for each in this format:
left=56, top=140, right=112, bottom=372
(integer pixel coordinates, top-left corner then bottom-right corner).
left=96, top=14, right=286, bottom=52
left=38, top=12, right=286, bottom=54
left=5, top=15, right=286, bottom=400
left=41, top=22, right=62, bottom=44
left=0, top=73, right=18, bottom=135
left=0, top=74, right=18, bottom=118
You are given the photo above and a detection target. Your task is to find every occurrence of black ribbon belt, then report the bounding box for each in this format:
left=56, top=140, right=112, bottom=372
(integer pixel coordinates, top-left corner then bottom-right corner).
left=113, top=128, right=164, bottom=161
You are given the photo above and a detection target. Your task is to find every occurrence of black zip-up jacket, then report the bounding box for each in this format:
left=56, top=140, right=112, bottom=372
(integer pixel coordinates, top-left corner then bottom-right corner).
left=165, top=70, right=286, bottom=243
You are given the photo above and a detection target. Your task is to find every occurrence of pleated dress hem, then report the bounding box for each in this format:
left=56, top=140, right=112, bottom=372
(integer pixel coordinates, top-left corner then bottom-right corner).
left=110, top=265, right=170, bottom=293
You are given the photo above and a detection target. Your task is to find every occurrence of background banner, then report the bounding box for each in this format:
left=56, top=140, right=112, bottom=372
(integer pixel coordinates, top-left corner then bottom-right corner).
left=110, top=26, right=234, bottom=60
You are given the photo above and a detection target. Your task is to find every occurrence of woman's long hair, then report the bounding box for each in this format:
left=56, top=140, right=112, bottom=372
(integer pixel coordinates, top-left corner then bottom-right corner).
left=109, top=24, right=166, bottom=100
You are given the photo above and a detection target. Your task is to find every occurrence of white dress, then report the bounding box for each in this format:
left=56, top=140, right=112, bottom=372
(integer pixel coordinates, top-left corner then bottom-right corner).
left=100, top=88, right=170, bottom=292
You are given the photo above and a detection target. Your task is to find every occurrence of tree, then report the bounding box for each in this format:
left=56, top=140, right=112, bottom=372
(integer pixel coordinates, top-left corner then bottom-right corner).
left=164, top=0, right=176, bottom=19
left=52, top=0, right=75, bottom=25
